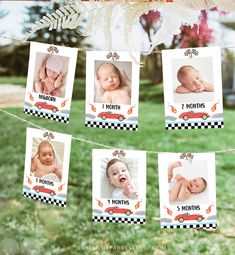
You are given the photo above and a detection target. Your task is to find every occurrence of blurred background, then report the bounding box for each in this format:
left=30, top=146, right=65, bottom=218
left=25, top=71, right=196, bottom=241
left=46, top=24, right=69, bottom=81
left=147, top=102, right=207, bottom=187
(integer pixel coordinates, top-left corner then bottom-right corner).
left=1, top=2, right=235, bottom=255
left=1, top=1, right=235, bottom=106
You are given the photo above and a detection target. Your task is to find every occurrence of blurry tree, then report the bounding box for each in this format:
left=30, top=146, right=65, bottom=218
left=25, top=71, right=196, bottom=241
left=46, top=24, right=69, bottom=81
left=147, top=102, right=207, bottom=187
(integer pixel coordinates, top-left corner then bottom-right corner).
left=0, top=43, right=29, bottom=76
left=222, top=49, right=234, bottom=92
left=139, top=10, right=163, bottom=85
left=0, top=7, right=9, bottom=75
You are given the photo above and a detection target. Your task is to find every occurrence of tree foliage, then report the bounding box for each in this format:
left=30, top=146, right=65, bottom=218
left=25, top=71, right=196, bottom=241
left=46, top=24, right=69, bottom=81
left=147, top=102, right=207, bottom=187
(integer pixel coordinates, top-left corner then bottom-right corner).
left=0, top=3, right=87, bottom=77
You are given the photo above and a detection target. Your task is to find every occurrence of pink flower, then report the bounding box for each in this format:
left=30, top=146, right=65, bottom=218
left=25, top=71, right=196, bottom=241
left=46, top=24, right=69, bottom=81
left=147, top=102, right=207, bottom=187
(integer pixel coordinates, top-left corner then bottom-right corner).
left=140, top=10, right=162, bottom=35
left=171, top=10, right=215, bottom=48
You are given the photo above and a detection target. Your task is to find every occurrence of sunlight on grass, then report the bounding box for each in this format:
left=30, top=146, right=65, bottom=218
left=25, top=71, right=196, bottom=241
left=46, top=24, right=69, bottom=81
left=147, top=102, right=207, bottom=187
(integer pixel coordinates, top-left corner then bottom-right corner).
left=0, top=101, right=235, bottom=255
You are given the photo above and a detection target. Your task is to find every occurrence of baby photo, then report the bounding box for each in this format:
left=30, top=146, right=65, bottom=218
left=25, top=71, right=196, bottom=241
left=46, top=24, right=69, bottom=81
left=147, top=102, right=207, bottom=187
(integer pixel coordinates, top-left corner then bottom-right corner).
left=158, top=153, right=217, bottom=229
left=172, top=57, right=214, bottom=104
left=94, top=61, right=132, bottom=105
left=85, top=51, right=140, bottom=131
left=101, top=157, right=138, bottom=200
left=33, top=53, right=69, bottom=98
left=162, top=47, right=224, bottom=130
left=30, top=138, right=64, bottom=182
left=22, top=128, right=72, bottom=207
left=167, top=160, right=209, bottom=205
left=24, top=42, right=78, bottom=124
left=92, top=149, right=146, bottom=224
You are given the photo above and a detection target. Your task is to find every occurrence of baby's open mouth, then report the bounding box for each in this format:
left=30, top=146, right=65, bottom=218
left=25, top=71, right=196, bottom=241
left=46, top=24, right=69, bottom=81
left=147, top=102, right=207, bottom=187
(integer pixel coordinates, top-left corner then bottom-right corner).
left=119, top=177, right=126, bottom=183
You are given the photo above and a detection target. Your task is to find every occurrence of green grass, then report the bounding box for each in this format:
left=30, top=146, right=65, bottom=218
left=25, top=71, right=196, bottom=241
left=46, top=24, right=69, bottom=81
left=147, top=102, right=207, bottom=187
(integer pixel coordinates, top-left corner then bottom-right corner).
left=0, top=101, right=235, bottom=255
left=0, top=76, right=27, bottom=85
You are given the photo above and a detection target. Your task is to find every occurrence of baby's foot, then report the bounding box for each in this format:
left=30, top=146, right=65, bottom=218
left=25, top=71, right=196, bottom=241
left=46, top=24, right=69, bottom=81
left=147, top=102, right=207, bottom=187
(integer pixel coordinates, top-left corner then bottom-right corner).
left=173, top=161, right=182, bottom=168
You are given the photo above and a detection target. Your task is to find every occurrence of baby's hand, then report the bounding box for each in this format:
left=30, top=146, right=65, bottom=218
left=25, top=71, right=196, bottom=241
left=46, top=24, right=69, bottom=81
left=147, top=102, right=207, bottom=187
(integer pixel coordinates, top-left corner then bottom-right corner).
left=175, top=174, right=184, bottom=182
left=195, top=84, right=206, bottom=93
left=177, top=178, right=188, bottom=185
left=43, top=87, right=48, bottom=95
left=54, top=167, right=62, bottom=180
left=172, top=161, right=182, bottom=168
left=123, top=183, right=135, bottom=198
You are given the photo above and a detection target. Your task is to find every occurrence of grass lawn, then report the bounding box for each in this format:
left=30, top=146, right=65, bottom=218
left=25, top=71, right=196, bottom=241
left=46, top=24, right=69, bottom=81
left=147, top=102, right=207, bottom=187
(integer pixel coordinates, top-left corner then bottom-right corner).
left=0, top=101, right=235, bottom=255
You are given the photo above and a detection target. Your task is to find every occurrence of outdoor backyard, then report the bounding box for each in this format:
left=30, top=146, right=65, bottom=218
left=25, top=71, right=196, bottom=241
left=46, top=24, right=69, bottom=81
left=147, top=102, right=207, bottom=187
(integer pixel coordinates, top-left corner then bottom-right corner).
left=0, top=79, right=235, bottom=254
left=0, top=1, right=235, bottom=255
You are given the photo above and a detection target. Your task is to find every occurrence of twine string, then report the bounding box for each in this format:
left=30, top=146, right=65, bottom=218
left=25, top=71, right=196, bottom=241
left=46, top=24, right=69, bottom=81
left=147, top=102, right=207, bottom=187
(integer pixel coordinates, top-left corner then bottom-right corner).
left=0, top=107, right=235, bottom=154
left=1, top=35, right=235, bottom=55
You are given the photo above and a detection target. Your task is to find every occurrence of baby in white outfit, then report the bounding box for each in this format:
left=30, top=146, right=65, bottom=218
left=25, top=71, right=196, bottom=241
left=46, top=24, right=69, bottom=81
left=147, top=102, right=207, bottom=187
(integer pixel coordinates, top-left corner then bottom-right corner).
left=106, top=158, right=137, bottom=199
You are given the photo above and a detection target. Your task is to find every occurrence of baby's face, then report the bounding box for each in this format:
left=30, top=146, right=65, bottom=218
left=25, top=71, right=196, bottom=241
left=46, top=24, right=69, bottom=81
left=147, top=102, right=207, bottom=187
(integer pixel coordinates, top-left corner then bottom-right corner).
left=46, top=68, right=59, bottom=79
left=97, top=65, right=120, bottom=91
left=39, top=145, right=54, bottom=165
left=188, top=178, right=206, bottom=194
left=107, top=161, right=131, bottom=189
left=179, top=68, right=203, bottom=92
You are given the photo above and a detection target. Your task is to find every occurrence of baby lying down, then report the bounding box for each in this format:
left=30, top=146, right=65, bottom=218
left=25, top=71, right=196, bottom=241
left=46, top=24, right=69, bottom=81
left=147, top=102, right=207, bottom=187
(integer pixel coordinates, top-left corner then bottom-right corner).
left=168, top=161, right=207, bottom=202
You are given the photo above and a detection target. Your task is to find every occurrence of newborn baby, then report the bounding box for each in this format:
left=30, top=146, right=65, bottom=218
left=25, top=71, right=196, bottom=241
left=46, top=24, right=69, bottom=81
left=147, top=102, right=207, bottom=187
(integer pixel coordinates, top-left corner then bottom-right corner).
left=176, top=65, right=214, bottom=94
left=34, top=55, right=65, bottom=97
left=95, top=63, right=131, bottom=105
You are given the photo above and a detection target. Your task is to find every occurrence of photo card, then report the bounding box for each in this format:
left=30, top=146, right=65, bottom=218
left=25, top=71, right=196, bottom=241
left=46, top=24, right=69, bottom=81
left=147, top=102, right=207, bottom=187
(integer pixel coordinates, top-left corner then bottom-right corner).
left=22, top=127, right=72, bottom=207
left=92, top=149, right=146, bottom=224
left=85, top=51, right=140, bottom=131
left=162, top=47, right=224, bottom=130
left=158, top=152, right=217, bottom=229
left=24, top=42, right=78, bottom=123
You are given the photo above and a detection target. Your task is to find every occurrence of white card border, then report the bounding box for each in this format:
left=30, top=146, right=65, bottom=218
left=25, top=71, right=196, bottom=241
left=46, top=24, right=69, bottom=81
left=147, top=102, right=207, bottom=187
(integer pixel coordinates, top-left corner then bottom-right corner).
left=24, top=42, right=78, bottom=122
left=162, top=47, right=223, bottom=129
left=22, top=127, right=72, bottom=206
left=158, top=152, right=217, bottom=228
left=85, top=51, right=140, bottom=130
left=92, top=149, right=146, bottom=224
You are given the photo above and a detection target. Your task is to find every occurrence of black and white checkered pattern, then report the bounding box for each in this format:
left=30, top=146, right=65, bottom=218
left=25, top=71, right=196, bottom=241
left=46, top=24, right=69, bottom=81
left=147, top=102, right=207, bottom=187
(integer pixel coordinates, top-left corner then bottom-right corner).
left=22, top=191, right=66, bottom=207
left=24, top=108, right=69, bottom=124
left=161, top=223, right=217, bottom=229
left=93, top=216, right=145, bottom=224
left=166, top=121, right=224, bottom=130
left=85, top=120, right=138, bottom=131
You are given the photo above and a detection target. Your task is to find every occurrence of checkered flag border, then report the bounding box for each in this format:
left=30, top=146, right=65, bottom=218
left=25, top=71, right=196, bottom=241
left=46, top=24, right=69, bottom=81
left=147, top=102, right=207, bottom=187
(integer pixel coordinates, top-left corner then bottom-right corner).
left=161, top=223, right=217, bottom=229
left=24, top=108, right=69, bottom=124
left=85, top=120, right=138, bottom=131
left=166, top=121, right=224, bottom=130
left=22, top=191, right=66, bottom=207
left=93, top=215, right=145, bottom=224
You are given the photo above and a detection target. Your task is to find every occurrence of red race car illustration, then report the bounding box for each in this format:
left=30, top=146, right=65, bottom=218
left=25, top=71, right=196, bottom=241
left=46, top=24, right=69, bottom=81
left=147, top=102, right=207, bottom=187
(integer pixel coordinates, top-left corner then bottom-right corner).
left=179, top=111, right=209, bottom=121
left=174, top=213, right=205, bottom=223
left=32, top=185, right=56, bottom=196
left=97, top=111, right=126, bottom=121
left=34, top=102, right=59, bottom=113
left=104, top=206, right=133, bottom=216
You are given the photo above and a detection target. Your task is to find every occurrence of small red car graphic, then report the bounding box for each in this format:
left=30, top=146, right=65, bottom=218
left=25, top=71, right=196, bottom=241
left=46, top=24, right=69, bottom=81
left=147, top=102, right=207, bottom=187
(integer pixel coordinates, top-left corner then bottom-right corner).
left=34, top=102, right=59, bottom=113
left=104, top=206, right=133, bottom=216
left=179, top=111, right=209, bottom=121
left=174, top=213, right=205, bottom=223
left=32, top=185, right=56, bottom=196
left=97, top=111, right=126, bottom=121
